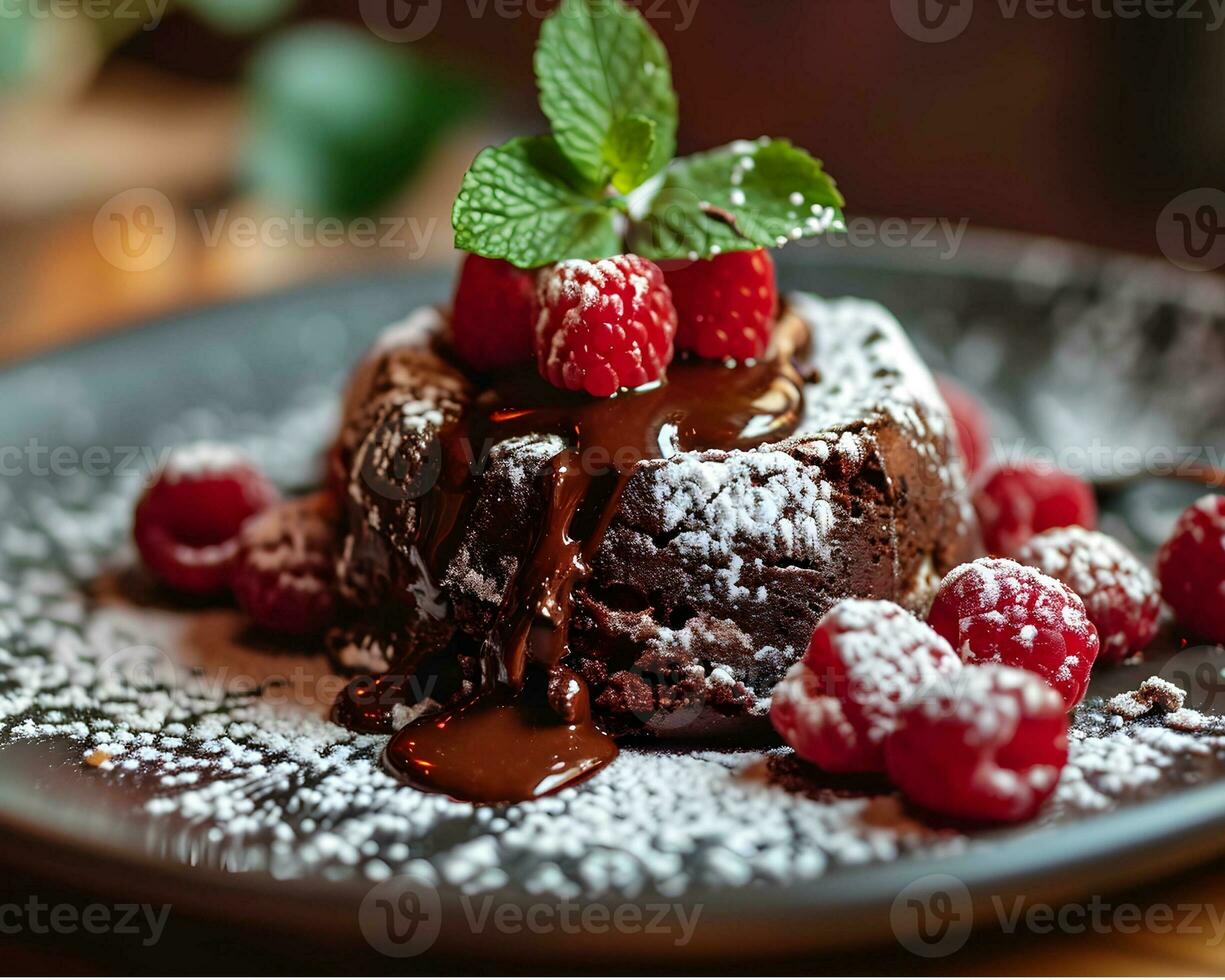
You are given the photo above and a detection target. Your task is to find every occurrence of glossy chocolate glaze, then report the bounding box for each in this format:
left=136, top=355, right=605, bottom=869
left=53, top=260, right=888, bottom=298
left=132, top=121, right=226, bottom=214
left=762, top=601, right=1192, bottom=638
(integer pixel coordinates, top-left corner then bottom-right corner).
left=347, top=313, right=809, bottom=803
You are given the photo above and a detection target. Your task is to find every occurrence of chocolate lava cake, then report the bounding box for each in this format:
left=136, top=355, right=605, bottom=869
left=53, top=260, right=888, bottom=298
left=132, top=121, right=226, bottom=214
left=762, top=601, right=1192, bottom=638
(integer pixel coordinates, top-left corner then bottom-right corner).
left=329, top=293, right=978, bottom=738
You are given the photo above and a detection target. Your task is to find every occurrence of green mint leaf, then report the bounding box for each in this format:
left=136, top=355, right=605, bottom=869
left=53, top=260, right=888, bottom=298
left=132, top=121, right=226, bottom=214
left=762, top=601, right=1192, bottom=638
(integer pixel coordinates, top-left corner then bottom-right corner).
left=452, top=136, right=621, bottom=269
left=535, top=0, right=677, bottom=189
left=603, top=114, right=657, bottom=194
left=633, top=138, right=845, bottom=261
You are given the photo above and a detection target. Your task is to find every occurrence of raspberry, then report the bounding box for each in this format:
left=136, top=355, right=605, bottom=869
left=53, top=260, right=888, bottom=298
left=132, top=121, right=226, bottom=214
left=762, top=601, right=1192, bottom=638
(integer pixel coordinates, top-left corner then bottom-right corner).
left=1157, top=495, right=1225, bottom=644
left=796, top=599, right=962, bottom=771
left=974, top=460, right=1098, bottom=555
left=936, top=376, right=990, bottom=476
left=770, top=662, right=880, bottom=773
left=133, top=443, right=279, bottom=595
left=929, top=558, right=1101, bottom=708
left=450, top=254, right=537, bottom=371
left=1018, top=527, right=1161, bottom=664
left=665, top=248, right=778, bottom=361
left=232, top=493, right=339, bottom=635
left=534, top=255, right=678, bottom=397
left=885, top=664, right=1069, bottom=823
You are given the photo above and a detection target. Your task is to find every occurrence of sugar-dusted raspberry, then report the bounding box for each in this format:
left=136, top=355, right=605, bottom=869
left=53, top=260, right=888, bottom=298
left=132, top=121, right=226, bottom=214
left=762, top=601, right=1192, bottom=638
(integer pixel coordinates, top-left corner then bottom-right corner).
left=134, top=443, right=279, bottom=595
left=450, top=254, right=537, bottom=371
left=664, top=248, right=778, bottom=361
left=936, top=376, right=990, bottom=477
left=885, top=663, right=1069, bottom=823
left=928, top=558, right=1101, bottom=708
left=232, top=493, right=339, bottom=636
left=1017, top=526, right=1161, bottom=664
left=534, top=255, right=678, bottom=398
left=1157, top=494, right=1225, bottom=643
left=798, top=599, right=962, bottom=771
left=769, top=661, right=881, bottom=773
left=974, top=461, right=1098, bottom=555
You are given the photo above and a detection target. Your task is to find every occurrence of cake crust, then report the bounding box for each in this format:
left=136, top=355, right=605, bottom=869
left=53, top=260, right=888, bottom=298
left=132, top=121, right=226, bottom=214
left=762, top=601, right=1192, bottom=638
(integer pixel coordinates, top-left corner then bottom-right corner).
left=334, top=294, right=978, bottom=736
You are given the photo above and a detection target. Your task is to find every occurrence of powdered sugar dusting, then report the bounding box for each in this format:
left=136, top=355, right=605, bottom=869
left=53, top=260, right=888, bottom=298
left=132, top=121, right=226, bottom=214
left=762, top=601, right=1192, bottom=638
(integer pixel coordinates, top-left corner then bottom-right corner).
left=1107, top=676, right=1187, bottom=719
left=2, top=295, right=1225, bottom=901
left=934, top=558, right=1099, bottom=707
left=811, top=599, right=961, bottom=744
left=1017, top=526, right=1162, bottom=662
left=159, top=441, right=249, bottom=481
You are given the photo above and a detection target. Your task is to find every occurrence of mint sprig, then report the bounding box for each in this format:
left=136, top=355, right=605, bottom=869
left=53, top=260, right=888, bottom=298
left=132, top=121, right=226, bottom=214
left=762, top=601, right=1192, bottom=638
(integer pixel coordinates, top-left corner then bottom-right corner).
left=452, top=137, right=621, bottom=268
left=603, top=114, right=658, bottom=195
left=535, top=0, right=676, bottom=188
left=633, top=139, right=846, bottom=261
left=450, top=0, right=844, bottom=269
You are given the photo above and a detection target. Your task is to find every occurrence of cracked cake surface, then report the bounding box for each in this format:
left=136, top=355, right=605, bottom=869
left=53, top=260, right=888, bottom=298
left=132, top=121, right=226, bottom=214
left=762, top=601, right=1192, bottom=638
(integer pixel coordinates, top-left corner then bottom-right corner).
left=333, top=294, right=978, bottom=736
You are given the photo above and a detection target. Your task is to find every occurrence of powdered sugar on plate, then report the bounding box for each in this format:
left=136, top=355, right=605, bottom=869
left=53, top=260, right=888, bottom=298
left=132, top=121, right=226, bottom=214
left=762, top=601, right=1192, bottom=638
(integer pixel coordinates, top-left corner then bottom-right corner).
left=2, top=324, right=1225, bottom=901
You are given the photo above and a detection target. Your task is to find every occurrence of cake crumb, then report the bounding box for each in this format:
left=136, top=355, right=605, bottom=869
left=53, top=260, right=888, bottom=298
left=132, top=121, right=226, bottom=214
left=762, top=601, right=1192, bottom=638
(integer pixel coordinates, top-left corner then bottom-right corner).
left=1165, top=708, right=1207, bottom=733
left=1106, top=693, right=1152, bottom=720
left=1137, top=676, right=1185, bottom=713
left=1107, top=677, right=1189, bottom=720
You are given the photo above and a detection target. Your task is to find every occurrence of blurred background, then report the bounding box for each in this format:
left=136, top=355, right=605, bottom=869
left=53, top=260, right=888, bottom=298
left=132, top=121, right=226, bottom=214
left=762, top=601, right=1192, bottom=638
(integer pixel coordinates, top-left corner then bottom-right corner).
left=0, top=0, right=1221, bottom=362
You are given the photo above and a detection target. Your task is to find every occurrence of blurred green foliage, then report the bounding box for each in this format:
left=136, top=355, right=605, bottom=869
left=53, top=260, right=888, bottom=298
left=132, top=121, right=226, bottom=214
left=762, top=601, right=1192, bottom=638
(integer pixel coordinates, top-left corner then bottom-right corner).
left=180, top=0, right=298, bottom=34
left=0, top=8, right=32, bottom=86
left=241, top=24, right=481, bottom=217
left=0, top=6, right=481, bottom=216
left=0, top=0, right=292, bottom=91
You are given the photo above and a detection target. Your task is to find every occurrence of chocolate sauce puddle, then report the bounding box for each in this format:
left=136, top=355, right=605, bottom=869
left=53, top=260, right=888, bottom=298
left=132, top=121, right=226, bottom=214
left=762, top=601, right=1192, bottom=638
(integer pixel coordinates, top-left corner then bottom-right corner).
left=370, top=313, right=809, bottom=804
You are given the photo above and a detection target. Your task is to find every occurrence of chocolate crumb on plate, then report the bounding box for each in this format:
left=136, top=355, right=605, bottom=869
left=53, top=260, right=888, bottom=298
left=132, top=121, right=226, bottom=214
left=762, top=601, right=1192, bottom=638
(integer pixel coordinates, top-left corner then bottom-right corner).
left=1106, top=692, right=1154, bottom=721
left=1165, top=708, right=1207, bottom=733
left=1137, top=676, right=1186, bottom=713
left=1107, top=676, right=1188, bottom=720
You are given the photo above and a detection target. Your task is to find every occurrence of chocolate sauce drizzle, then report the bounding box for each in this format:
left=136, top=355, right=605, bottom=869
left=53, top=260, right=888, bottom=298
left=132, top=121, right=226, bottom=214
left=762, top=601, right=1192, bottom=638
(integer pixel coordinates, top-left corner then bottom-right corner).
left=352, top=313, right=809, bottom=804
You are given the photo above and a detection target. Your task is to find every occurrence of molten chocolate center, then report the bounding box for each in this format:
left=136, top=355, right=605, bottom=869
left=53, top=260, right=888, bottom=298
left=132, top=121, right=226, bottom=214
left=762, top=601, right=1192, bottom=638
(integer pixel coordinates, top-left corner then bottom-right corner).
left=363, top=313, right=809, bottom=804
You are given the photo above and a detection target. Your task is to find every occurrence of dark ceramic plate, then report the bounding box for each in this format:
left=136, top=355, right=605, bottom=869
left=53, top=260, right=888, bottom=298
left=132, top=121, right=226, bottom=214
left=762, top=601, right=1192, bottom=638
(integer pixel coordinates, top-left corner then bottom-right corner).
left=2, top=232, right=1225, bottom=967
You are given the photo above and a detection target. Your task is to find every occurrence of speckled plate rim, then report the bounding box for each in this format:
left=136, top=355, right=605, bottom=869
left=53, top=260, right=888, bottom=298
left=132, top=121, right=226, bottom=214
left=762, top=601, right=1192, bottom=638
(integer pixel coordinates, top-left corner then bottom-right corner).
left=3, top=741, right=1225, bottom=963
left=1, top=232, right=1224, bottom=964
